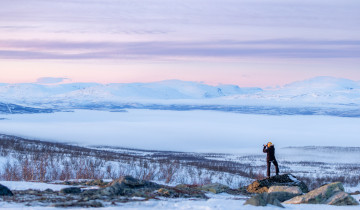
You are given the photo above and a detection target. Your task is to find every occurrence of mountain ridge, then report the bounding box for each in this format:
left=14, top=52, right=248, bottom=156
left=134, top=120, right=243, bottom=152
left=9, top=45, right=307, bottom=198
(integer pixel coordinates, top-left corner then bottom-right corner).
left=0, top=77, right=359, bottom=108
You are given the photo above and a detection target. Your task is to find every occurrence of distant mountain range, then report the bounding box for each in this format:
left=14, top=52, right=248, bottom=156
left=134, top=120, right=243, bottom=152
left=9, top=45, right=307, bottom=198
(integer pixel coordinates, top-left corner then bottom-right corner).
left=0, top=77, right=360, bottom=116
left=0, top=80, right=262, bottom=104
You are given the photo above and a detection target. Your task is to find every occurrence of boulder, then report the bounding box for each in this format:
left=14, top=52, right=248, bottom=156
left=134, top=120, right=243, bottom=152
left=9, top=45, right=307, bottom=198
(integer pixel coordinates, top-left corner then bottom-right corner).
left=326, top=191, right=359, bottom=206
left=267, top=192, right=301, bottom=202
left=60, top=187, right=82, bottom=194
left=99, top=176, right=162, bottom=197
left=244, top=193, right=284, bottom=208
left=268, top=186, right=303, bottom=195
left=172, top=184, right=208, bottom=199
left=244, top=193, right=268, bottom=206
left=85, top=179, right=107, bottom=187
left=247, top=174, right=308, bottom=194
left=54, top=201, right=103, bottom=208
left=0, top=184, right=13, bottom=196
left=200, top=183, right=230, bottom=194
left=284, top=182, right=359, bottom=206
left=44, top=188, right=54, bottom=193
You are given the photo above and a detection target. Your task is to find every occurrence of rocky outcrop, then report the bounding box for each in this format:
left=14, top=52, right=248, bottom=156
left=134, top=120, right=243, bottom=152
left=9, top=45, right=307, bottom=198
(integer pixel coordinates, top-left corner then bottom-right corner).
left=200, top=183, right=230, bottom=194
left=244, top=192, right=285, bottom=208
left=97, top=176, right=211, bottom=199
left=99, top=176, right=162, bottom=197
left=247, top=174, right=308, bottom=194
left=284, top=182, right=359, bottom=206
left=156, top=185, right=207, bottom=199
left=60, top=187, right=82, bottom=194
left=326, top=191, right=359, bottom=205
left=244, top=190, right=302, bottom=208
left=60, top=179, right=108, bottom=187
left=54, top=201, right=103, bottom=208
left=0, top=184, right=13, bottom=196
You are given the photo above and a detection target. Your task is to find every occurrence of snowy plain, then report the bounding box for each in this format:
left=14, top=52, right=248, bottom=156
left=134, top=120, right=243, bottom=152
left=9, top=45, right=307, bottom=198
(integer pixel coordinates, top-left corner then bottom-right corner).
left=0, top=109, right=360, bottom=153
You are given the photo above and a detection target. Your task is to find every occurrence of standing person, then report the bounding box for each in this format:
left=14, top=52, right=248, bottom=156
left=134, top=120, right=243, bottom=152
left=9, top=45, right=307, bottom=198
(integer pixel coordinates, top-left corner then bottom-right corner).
left=263, top=142, right=279, bottom=178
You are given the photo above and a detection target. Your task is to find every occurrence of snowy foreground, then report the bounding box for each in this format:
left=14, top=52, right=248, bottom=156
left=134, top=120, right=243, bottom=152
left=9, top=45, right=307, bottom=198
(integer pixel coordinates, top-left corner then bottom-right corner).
left=0, top=181, right=359, bottom=209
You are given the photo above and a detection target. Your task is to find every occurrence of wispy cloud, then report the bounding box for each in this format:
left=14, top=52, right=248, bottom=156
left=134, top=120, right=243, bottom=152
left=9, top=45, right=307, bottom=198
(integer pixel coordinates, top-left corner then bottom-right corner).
left=0, top=39, right=359, bottom=60
left=36, top=77, right=69, bottom=84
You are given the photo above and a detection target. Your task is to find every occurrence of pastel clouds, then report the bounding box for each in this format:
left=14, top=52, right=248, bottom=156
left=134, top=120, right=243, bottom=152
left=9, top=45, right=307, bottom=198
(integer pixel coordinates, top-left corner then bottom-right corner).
left=36, top=77, right=69, bottom=84
left=1, top=39, right=359, bottom=60
left=0, top=0, right=360, bottom=86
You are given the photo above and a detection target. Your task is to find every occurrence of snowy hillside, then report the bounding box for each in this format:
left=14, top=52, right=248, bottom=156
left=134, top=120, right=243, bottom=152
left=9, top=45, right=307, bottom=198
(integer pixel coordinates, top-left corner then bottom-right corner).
left=0, top=80, right=261, bottom=103
left=0, top=77, right=360, bottom=117
left=226, top=76, right=360, bottom=106
left=264, top=77, right=360, bottom=104
left=1, top=77, right=359, bottom=105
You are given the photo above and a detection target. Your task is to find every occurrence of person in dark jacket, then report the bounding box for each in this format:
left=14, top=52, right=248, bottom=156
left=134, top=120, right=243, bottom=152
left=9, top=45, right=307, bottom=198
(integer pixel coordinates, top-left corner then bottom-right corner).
left=263, top=142, right=279, bottom=178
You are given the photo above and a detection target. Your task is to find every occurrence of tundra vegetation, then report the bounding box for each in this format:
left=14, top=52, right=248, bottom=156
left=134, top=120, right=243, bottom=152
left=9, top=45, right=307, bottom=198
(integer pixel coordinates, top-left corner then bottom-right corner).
left=1, top=134, right=360, bottom=190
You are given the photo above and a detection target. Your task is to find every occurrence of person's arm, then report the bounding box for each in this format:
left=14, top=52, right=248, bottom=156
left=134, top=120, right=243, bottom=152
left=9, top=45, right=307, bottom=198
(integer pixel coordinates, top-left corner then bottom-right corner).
left=263, top=145, right=268, bottom=153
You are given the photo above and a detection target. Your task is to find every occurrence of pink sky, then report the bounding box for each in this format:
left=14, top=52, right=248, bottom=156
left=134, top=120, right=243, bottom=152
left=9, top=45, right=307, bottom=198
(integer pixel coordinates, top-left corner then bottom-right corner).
left=2, top=58, right=359, bottom=87
left=0, top=0, right=359, bottom=87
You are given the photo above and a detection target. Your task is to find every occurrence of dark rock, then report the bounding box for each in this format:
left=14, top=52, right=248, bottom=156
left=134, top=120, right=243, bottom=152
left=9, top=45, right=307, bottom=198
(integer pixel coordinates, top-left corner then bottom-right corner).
left=120, top=176, right=147, bottom=187
left=326, top=191, right=359, bottom=206
left=99, top=176, right=162, bottom=197
left=200, top=183, right=230, bottom=194
left=85, top=179, right=107, bottom=187
left=244, top=193, right=267, bottom=206
left=284, top=182, right=359, bottom=206
left=99, top=176, right=207, bottom=199
left=156, top=185, right=208, bottom=199
left=60, top=187, right=82, bottom=194
left=244, top=193, right=284, bottom=208
left=54, top=201, right=103, bottom=208
left=81, top=189, right=99, bottom=196
left=80, top=190, right=101, bottom=201
left=267, top=191, right=299, bottom=202
left=44, top=188, right=54, bottom=193
left=0, top=184, right=13, bottom=196
left=247, top=174, right=308, bottom=194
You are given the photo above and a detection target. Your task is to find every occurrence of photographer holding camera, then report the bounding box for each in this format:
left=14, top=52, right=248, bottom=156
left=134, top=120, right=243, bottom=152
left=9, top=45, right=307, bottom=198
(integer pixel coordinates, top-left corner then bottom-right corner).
left=263, top=142, right=279, bottom=178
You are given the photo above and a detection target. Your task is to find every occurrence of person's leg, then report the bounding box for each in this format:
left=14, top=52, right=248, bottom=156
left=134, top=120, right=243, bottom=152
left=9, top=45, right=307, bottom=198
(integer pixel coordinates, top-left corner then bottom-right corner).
left=266, top=161, right=271, bottom=178
left=273, top=159, right=279, bottom=175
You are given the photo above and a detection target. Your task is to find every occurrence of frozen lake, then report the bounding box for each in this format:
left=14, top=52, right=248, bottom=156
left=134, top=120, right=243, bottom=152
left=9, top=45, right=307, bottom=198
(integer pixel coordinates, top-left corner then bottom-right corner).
left=0, top=109, right=359, bottom=153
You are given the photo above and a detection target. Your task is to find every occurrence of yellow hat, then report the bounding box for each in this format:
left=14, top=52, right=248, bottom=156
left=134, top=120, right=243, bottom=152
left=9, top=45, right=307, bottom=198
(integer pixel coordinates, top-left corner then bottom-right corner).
left=267, top=142, right=273, bottom=147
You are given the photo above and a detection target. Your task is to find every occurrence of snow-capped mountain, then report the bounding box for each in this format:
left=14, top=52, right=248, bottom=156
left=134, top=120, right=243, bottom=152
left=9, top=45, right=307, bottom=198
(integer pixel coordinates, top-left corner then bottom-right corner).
left=0, top=80, right=262, bottom=104
left=223, top=76, right=360, bottom=106
left=0, top=77, right=360, bottom=109
left=284, top=76, right=360, bottom=91
left=262, top=76, right=360, bottom=104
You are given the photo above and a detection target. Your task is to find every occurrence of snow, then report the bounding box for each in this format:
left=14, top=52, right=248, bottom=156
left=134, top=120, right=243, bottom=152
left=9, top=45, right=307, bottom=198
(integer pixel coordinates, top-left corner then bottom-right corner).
left=0, top=80, right=262, bottom=104
left=1, top=109, right=360, bottom=153
left=288, top=174, right=299, bottom=183
left=0, top=181, right=70, bottom=191
left=0, top=77, right=359, bottom=108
